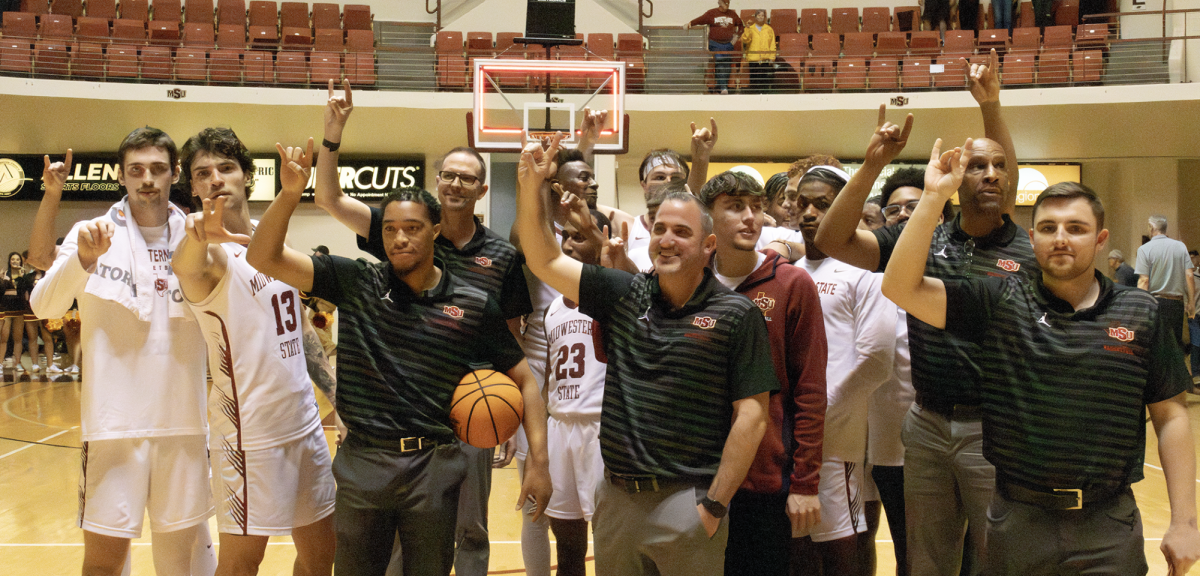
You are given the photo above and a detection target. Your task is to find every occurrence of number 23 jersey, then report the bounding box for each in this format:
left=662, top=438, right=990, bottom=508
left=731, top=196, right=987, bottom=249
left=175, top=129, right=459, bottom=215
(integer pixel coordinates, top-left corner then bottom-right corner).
left=543, top=297, right=606, bottom=419
left=188, top=244, right=322, bottom=451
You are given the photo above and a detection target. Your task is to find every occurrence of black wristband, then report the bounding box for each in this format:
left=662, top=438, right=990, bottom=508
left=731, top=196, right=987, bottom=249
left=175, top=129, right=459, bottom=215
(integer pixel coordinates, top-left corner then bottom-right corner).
left=322, top=138, right=340, bottom=152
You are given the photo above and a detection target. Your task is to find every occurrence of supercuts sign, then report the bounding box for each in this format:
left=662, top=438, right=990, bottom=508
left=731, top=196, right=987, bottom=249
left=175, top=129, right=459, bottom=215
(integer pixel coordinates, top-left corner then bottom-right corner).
left=0, top=154, right=125, bottom=201
left=249, top=156, right=425, bottom=202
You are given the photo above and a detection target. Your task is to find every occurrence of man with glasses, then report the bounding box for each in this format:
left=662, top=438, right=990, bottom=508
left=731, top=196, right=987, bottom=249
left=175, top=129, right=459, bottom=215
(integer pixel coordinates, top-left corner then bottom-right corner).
left=313, top=81, right=533, bottom=576
left=876, top=167, right=954, bottom=227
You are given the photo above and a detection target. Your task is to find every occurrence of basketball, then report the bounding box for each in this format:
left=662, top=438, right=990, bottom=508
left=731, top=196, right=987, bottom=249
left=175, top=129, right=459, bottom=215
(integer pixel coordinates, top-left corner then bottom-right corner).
left=450, top=369, right=524, bottom=449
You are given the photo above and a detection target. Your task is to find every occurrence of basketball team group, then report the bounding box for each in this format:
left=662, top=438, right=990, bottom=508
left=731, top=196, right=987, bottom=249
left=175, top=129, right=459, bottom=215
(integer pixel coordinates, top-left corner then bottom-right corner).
left=21, top=50, right=1200, bottom=576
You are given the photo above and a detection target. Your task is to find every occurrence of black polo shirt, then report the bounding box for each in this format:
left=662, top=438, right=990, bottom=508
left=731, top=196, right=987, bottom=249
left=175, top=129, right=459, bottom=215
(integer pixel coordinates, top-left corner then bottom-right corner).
left=578, top=264, right=780, bottom=481
left=944, top=270, right=1189, bottom=490
left=309, top=255, right=525, bottom=447
left=360, top=207, right=532, bottom=320
left=874, top=213, right=1038, bottom=407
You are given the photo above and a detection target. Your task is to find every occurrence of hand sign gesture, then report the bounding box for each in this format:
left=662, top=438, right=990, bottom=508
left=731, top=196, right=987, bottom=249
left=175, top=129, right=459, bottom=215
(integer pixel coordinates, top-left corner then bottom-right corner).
left=924, top=138, right=969, bottom=201
left=43, top=149, right=72, bottom=195
left=601, top=220, right=634, bottom=272
left=865, top=105, right=913, bottom=166
left=518, top=132, right=564, bottom=194
left=276, top=138, right=315, bottom=196
left=580, top=107, right=609, bottom=141
left=690, top=117, right=718, bottom=158
left=967, top=48, right=1001, bottom=105
left=325, top=78, right=354, bottom=138
left=77, top=218, right=116, bottom=270
left=185, top=196, right=253, bottom=245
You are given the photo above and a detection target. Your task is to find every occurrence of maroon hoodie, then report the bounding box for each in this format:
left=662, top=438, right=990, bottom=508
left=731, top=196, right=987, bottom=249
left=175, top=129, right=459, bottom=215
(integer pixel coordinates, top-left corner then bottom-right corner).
left=734, top=250, right=827, bottom=495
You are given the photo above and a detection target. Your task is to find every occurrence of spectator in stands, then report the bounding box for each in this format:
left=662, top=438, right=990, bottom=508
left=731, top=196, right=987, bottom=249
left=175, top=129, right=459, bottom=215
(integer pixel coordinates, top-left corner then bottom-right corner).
left=993, top=0, right=1015, bottom=31
left=1032, top=0, right=1055, bottom=27
left=876, top=167, right=955, bottom=227
left=925, top=0, right=952, bottom=34
left=687, top=0, right=744, bottom=94
left=1136, top=215, right=1195, bottom=351
left=741, top=9, right=776, bottom=93
left=959, top=0, right=981, bottom=32
left=1108, top=249, right=1137, bottom=287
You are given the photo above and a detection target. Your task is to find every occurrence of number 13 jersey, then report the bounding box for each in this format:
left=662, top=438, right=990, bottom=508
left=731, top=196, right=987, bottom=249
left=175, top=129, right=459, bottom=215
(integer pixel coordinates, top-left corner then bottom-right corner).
left=188, top=244, right=322, bottom=451
left=543, top=297, right=606, bottom=419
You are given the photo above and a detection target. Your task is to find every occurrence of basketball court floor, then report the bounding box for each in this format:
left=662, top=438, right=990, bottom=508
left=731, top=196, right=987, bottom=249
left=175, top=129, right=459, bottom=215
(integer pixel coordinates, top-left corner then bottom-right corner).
left=0, top=366, right=1194, bottom=575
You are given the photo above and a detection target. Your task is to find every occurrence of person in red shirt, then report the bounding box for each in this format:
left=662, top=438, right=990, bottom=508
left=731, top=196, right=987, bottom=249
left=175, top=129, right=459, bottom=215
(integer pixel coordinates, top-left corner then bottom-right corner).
left=686, top=0, right=743, bottom=94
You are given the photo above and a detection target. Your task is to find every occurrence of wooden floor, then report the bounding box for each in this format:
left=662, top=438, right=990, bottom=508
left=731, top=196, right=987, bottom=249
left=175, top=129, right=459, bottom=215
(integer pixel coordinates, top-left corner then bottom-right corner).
left=0, top=362, right=1196, bottom=575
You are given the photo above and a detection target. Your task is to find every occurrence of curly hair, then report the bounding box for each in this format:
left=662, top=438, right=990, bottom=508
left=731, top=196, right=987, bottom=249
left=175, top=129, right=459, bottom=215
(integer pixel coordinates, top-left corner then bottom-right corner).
left=179, top=127, right=255, bottom=194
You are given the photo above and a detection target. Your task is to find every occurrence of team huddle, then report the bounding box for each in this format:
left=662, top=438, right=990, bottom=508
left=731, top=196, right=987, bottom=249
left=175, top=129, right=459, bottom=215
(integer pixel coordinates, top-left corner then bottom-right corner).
left=23, top=55, right=1200, bottom=576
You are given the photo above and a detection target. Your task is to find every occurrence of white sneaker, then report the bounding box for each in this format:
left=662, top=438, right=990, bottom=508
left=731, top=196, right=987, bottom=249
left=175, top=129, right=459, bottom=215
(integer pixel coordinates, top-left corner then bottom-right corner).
left=67, top=365, right=79, bottom=374
left=14, top=364, right=25, bottom=373
left=47, top=365, right=64, bottom=375
left=30, top=364, right=41, bottom=373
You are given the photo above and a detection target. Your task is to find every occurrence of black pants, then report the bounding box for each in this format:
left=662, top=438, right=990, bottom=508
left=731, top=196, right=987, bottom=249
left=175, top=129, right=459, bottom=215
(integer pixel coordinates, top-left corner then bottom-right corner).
left=332, top=440, right=468, bottom=576
left=872, top=465, right=908, bottom=576
left=1156, top=297, right=1187, bottom=351
left=725, top=490, right=789, bottom=576
left=958, top=0, right=980, bottom=31
left=747, top=61, right=775, bottom=94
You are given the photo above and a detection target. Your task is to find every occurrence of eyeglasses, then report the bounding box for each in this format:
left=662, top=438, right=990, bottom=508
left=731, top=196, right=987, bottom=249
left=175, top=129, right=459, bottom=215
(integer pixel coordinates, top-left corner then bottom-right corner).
left=883, top=199, right=921, bottom=219
left=438, top=171, right=480, bottom=186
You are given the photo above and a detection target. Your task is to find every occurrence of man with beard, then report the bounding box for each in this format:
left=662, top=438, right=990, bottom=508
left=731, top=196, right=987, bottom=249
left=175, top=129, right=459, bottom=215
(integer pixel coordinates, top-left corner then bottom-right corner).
left=814, top=53, right=1032, bottom=576
left=31, top=127, right=216, bottom=576
left=697, top=170, right=828, bottom=576
left=881, top=151, right=1200, bottom=575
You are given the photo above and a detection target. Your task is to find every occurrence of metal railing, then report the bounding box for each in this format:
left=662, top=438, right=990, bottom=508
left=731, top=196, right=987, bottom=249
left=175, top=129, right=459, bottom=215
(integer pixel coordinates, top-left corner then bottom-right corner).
left=4, top=8, right=1200, bottom=92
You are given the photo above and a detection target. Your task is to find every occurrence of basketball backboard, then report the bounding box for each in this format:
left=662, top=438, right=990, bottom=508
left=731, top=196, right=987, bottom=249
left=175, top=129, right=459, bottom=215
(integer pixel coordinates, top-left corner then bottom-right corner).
left=469, top=58, right=628, bottom=154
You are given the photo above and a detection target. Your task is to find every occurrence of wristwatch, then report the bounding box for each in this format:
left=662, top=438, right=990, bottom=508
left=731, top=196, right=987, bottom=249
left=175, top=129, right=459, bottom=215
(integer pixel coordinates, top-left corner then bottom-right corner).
left=700, top=496, right=727, bottom=519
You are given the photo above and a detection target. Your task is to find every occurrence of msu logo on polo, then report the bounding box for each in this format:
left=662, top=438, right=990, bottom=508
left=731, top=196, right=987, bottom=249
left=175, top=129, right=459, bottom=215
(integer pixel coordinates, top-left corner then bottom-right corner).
left=692, top=316, right=716, bottom=330
left=752, top=292, right=775, bottom=313
left=1108, top=326, right=1135, bottom=342
left=443, top=306, right=464, bottom=319
left=475, top=256, right=492, bottom=267
left=996, top=259, right=1021, bottom=272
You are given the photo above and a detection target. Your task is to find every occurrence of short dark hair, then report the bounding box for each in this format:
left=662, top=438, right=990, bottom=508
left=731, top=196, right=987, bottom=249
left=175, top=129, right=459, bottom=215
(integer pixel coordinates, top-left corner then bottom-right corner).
left=179, top=127, right=255, bottom=194
left=554, top=148, right=588, bottom=173
left=698, top=170, right=764, bottom=208
left=1033, top=182, right=1105, bottom=229
left=118, top=126, right=178, bottom=173
left=797, top=167, right=848, bottom=195
left=646, top=175, right=689, bottom=209
left=590, top=209, right=613, bottom=238
left=659, top=190, right=713, bottom=236
left=437, top=147, right=487, bottom=182
left=638, top=149, right=689, bottom=183
left=169, top=184, right=200, bottom=212
left=764, top=172, right=790, bottom=206
left=879, top=167, right=925, bottom=206
left=380, top=188, right=442, bottom=225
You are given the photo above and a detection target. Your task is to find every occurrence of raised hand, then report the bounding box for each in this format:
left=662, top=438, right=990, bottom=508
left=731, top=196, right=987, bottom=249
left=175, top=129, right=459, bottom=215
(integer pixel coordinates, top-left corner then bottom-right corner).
left=925, top=138, right=969, bottom=200
left=601, top=221, right=636, bottom=272
left=967, top=48, right=1001, bottom=105
left=517, top=132, right=564, bottom=193
left=186, top=196, right=253, bottom=245
left=580, top=107, right=609, bottom=141
left=276, top=138, right=315, bottom=195
left=690, top=117, right=719, bottom=158
left=325, top=78, right=354, bottom=138
left=42, top=149, right=72, bottom=195
left=865, top=104, right=914, bottom=167
left=77, top=218, right=116, bottom=270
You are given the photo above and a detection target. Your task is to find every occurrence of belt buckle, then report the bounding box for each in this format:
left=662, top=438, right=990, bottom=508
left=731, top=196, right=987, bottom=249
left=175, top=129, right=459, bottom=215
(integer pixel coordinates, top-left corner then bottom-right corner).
left=1054, top=488, right=1083, bottom=510
left=618, top=475, right=659, bottom=494
left=399, top=437, right=424, bottom=452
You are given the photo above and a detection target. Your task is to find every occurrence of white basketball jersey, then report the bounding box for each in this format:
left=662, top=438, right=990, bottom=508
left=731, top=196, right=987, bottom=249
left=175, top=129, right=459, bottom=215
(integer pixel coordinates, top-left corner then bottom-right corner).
left=543, top=297, right=606, bottom=418
left=188, top=244, right=321, bottom=451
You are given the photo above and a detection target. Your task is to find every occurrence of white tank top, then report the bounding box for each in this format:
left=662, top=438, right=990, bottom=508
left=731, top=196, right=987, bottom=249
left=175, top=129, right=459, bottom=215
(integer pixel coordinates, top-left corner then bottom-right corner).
left=188, top=244, right=321, bottom=451
left=543, top=297, right=606, bottom=419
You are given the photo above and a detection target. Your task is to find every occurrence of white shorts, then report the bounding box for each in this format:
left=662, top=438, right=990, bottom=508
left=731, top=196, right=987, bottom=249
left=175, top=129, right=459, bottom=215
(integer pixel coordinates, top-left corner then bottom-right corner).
left=212, top=425, right=335, bottom=536
left=792, top=460, right=866, bottom=542
left=78, top=435, right=214, bottom=539
left=545, top=416, right=604, bottom=522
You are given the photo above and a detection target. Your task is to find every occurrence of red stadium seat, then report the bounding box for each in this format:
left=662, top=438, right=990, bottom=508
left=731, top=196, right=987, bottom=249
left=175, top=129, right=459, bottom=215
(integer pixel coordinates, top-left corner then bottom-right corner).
left=1001, top=51, right=1033, bottom=84
left=345, top=27, right=373, bottom=85
left=209, top=48, right=241, bottom=82
left=901, top=57, right=932, bottom=88
left=275, top=48, right=306, bottom=82
left=876, top=31, right=908, bottom=56
left=1075, top=22, right=1110, bottom=49
left=943, top=30, right=976, bottom=58
left=185, top=0, right=213, bottom=24
left=51, top=0, right=83, bottom=19
left=799, top=8, right=828, bottom=35
left=616, top=32, right=643, bottom=92
left=1011, top=27, right=1040, bottom=53
left=493, top=31, right=529, bottom=89
left=175, top=46, right=207, bottom=80
left=153, top=0, right=182, bottom=22
left=1043, top=25, right=1073, bottom=48
left=242, top=48, right=272, bottom=82
left=978, top=28, right=1009, bottom=51
left=1038, top=48, right=1070, bottom=83
left=140, top=44, right=172, bottom=78
left=106, top=43, right=139, bottom=77
left=342, top=3, right=369, bottom=31
left=909, top=31, right=941, bottom=56
left=804, top=57, right=835, bottom=91
left=149, top=20, right=181, bottom=43
left=894, top=6, right=920, bottom=31
left=770, top=8, right=797, bottom=33
left=87, top=0, right=117, bottom=20
left=280, top=1, right=308, bottom=29
left=842, top=32, right=874, bottom=57
left=248, top=0, right=278, bottom=44
left=1018, top=2, right=1035, bottom=27
left=3, top=11, right=38, bottom=35
left=183, top=21, right=214, bottom=44
left=21, top=0, right=49, bottom=14
left=862, top=7, right=891, bottom=34
left=1056, top=0, right=1079, bottom=26
left=34, top=38, right=70, bottom=77
left=313, top=27, right=340, bottom=51
left=831, top=8, right=860, bottom=35
left=312, top=2, right=337, bottom=31
left=39, top=13, right=73, bottom=37
left=435, top=30, right=466, bottom=90
left=217, top=23, right=244, bottom=47
left=869, top=57, right=899, bottom=89
left=836, top=57, right=868, bottom=90
left=932, top=56, right=967, bottom=87
left=309, top=49, right=339, bottom=84
left=1073, top=49, right=1102, bottom=82
left=810, top=33, right=840, bottom=57
left=216, top=0, right=244, bottom=27
left=121, top=0, right=149, bottom=20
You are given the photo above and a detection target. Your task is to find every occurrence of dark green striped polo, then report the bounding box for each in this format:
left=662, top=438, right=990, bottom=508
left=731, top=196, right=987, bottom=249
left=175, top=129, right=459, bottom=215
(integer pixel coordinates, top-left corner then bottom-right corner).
left=578, top=264, right=780, bottom=481
left=874, top=213, right=1038, bottom=407
left=309, top=255, right=525, bottom=447
left=362, top=207, right=533, bottom=320
left=944, top=270, right=1189, bottom=490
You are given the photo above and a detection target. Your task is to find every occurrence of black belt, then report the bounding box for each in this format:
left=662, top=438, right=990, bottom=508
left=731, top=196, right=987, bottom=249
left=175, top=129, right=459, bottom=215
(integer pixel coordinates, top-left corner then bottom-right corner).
left=997, top=475, right=1124, bottom=510
left=915, top=392, right=981, bottom=420
left=1156, top=293, right=1185, bottom=301
left=608, top=473, right=661, bottom=493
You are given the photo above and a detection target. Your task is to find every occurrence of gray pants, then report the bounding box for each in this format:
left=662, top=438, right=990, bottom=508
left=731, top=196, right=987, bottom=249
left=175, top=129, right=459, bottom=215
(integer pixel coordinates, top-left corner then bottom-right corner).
left=593, top=478, right=728, bottom=576
left=332, top=441, right=467, bottom=576
left=901, top=403, right=993, bottom=576
left=454, top=443, right=494, bottom=576
left=985, top=488, right=1147, bottom=575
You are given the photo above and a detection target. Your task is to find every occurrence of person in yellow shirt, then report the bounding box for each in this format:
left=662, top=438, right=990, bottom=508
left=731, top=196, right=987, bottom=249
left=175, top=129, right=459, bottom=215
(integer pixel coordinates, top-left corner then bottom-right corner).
left=741, top=9, right=776, bottom=93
